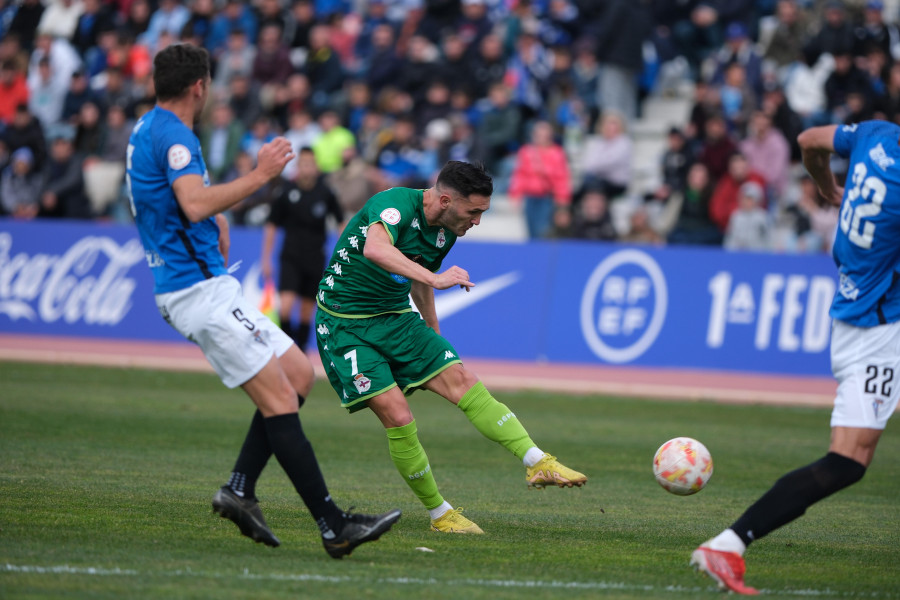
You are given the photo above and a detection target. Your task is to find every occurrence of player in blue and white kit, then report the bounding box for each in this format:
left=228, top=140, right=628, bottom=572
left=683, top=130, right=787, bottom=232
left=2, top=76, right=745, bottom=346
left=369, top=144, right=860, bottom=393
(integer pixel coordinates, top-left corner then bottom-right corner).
left=690, top=120, right=900, bottom=594
left=127, top=43, right=399, bottom=559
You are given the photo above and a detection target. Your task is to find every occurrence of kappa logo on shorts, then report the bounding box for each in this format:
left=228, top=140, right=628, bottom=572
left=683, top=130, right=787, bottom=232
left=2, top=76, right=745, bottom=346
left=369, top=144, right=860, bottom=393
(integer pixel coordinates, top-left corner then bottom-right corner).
left=353, top=373, right=372, bottom=394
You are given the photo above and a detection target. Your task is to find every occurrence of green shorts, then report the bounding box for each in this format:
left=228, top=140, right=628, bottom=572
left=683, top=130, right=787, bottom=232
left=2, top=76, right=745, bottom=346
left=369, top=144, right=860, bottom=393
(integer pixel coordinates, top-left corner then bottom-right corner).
left=315, top=309, right=462, bottom=413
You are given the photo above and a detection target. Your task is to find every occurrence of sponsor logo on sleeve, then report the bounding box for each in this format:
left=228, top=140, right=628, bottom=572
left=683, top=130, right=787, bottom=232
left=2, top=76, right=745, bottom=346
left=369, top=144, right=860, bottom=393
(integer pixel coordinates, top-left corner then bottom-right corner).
left=167, top=144, right=191, bottom=170
left=380, top=208, right=401, bottom=225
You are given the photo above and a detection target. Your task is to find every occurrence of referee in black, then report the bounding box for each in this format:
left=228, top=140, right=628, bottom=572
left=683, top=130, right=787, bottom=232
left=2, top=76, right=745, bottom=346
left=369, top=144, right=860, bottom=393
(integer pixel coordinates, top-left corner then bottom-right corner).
left=262, top=146, right=344, bottom=348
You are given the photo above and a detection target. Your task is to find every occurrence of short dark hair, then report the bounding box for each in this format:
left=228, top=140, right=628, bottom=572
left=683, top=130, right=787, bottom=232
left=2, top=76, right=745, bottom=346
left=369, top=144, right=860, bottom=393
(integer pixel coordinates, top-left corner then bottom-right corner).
left=436, top=161, right=493, bottom=198
left=153, top=43, right=210, bottom=101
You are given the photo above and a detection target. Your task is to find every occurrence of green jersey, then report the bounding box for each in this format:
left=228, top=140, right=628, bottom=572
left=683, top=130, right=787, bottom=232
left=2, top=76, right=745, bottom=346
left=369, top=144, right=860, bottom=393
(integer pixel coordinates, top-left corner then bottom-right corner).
left=316, top=187, right=458, bottom=318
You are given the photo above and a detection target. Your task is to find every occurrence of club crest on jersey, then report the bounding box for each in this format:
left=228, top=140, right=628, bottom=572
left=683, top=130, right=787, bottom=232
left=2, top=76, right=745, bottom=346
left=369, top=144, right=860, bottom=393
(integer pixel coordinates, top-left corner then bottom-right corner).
left=436, top=228, right=446, bottom=248
left=380, top=207, right=401, bottom=225
left=167, top=144, right=191, bottom=170
left=353, top=373, right=372, bottom=394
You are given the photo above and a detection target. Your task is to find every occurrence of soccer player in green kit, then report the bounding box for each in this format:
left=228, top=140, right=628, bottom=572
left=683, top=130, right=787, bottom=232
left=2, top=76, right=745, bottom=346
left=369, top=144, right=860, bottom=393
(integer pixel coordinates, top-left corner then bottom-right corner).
left=315, top=161, right=586, bottom=533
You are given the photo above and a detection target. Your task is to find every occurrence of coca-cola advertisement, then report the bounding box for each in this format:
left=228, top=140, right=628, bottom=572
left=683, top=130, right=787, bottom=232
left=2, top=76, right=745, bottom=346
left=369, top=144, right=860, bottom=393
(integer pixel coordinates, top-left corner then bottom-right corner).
left=0, top=221, right=268, bottom=341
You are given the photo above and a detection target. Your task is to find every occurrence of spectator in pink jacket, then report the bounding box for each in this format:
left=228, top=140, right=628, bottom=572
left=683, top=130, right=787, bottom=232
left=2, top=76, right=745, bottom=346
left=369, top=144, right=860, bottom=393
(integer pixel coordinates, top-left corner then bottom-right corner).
left=739, top=110, right=791, bottom=203
left=509, top=120, right=572, bottom=239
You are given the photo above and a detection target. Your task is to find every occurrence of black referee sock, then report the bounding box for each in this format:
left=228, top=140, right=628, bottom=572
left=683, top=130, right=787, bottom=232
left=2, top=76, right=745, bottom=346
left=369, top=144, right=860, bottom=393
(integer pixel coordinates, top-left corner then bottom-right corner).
left=297, top=322, right=311, bottom=349
left=280, top=319, right=296, bottom=342
left=263, top=412, right=344, bottom=537
left=731, top=452, right=866, bottom=546
left=228, top=409, right=271, bottom=500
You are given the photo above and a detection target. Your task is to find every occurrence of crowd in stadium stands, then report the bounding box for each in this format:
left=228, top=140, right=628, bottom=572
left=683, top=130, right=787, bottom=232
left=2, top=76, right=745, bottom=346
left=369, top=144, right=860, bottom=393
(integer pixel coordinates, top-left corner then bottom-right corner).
left=0, top=0, right=895, bottom=252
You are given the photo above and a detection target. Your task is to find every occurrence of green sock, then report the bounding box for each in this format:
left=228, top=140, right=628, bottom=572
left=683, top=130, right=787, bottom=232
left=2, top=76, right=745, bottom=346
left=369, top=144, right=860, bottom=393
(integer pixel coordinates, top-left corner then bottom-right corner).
left=386, top=420, right=444, bottom=510
left=458, top=381, right=536, bottom=460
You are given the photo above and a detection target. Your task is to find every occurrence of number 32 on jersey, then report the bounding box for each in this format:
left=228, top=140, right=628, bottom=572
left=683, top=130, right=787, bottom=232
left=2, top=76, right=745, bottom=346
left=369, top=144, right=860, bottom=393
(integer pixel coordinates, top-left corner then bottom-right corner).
left=840, top=162, right=886, bottom=249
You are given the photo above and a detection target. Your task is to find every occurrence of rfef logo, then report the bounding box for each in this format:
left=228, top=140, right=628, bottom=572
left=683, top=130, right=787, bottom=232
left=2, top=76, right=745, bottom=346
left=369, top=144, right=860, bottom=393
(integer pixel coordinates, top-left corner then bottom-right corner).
left=579, top=249, right=668, bottom=363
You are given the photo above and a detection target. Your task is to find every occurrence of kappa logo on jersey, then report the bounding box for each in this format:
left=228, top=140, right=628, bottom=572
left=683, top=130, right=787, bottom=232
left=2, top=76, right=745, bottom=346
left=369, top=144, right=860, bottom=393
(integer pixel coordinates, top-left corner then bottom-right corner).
left=338, top=248, right=350, bottom=261
left=380, top=208, right=402, bottom=225
left=167, top=144, right=191, bottom=170
left=317, top=323, right=329, bottom=336
left=353, top=373, right=372, bottom=394
left=411, top=217, right=420, bottom=230
left=444, top=350, right=455, bottom=360
left=348, top=235, right=359, bottom=249
left=869, top=143, right=895, bottom=170
left=332, top=263, right=342, bottom=275
left=839, top=272, right=859, bottom=301
left=145, top=250, right=165, bottom=267
left=580, top=249, right=668, bottom=364
left=359, top=225, right=369, bottom=237
left=325, top=274, right=335, bottom=288
left=436, top=228, right=446, bottom=248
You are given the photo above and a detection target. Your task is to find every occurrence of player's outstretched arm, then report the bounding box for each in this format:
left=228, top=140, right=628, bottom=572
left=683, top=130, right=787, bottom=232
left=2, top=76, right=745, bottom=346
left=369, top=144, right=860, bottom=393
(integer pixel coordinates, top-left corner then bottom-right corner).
left=363, top=223, right=474, bottom=291
left=798, top=125, right=843, bottom=206
left=173, top=138, right=295, bottom=222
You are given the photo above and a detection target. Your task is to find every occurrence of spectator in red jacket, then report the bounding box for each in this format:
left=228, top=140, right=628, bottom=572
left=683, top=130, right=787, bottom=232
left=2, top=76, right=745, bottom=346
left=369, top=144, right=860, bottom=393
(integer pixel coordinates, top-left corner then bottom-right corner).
left=709, top=152, right=767, bottom=232
left=0, top=60, right=29, bottom=125
left=697, top=112, right=738, bottom=183
left=509, top=120, right=572, bottom=239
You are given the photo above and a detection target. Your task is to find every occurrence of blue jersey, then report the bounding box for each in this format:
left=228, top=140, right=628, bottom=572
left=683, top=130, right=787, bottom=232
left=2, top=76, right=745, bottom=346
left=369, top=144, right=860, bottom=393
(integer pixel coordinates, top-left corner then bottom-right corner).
left=831, top=120, right=900, bottom=326
left=127, top=106, right=227, bottom=294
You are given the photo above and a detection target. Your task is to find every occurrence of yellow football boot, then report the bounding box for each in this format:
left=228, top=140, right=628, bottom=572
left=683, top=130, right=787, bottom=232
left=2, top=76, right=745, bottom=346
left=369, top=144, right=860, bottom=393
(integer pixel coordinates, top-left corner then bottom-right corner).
left=430, top=508, right=484, bottom=534
left=526, top=454, right=587, bottom=489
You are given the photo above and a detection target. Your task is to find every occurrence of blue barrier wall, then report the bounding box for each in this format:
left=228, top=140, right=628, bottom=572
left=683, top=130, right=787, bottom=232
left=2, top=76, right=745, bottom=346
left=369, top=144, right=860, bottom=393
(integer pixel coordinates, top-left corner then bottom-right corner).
left=0, top=220, right=837, bottom=376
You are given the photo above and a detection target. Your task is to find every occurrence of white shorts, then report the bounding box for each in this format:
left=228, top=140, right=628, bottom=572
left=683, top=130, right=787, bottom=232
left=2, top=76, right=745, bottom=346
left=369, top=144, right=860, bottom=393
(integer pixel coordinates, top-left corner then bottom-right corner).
left=830, top=319, right=900, bottom=430
left=156, top=275, right=294, bottom=388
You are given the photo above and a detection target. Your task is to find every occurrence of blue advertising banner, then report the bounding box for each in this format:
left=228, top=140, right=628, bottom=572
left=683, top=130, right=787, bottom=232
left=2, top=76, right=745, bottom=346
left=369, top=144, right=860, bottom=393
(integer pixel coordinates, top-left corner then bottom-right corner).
left=434, top=241, right=837, bottom=376
left=0, top=220, right=838, bottom=376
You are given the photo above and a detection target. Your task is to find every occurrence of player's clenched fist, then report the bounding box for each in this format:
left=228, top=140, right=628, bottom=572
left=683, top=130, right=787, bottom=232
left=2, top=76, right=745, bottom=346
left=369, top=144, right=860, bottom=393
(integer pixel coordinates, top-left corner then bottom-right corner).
left=256, top=137, right=295, bottom=179
left=433, top=266, right=474, bottom=291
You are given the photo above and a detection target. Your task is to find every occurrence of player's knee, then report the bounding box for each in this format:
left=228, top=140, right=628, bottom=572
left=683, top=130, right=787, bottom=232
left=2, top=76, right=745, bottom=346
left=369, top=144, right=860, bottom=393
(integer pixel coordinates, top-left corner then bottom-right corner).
left=280, top=347, right=315, bottom=396
left=445, top=364, right=480, bottom=395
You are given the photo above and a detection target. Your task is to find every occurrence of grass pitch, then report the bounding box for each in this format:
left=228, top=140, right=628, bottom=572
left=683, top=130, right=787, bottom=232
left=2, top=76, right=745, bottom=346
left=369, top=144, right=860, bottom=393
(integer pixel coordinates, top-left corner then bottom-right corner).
left=1, top=361, right=898, bottom=599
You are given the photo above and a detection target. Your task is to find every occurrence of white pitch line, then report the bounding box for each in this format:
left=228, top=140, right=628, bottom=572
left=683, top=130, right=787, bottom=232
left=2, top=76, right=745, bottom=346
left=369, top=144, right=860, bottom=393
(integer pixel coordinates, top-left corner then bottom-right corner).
left=3, top=563, right=896, bottom=598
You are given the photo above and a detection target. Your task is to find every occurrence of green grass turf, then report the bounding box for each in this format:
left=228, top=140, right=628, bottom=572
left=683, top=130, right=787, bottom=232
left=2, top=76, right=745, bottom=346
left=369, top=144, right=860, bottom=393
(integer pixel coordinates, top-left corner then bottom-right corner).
left=1, top=361, right=898, bottom=599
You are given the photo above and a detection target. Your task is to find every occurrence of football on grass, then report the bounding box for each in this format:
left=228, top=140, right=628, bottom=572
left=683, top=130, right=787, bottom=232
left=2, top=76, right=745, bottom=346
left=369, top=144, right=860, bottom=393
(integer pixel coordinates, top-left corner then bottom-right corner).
left=652, top=437, right=713, bottom=495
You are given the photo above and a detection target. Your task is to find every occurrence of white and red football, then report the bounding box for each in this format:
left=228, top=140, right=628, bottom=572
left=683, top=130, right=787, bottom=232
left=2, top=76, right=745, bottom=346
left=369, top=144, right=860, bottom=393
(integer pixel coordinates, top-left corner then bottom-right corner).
left=652, top=437, right=713, bottom=495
